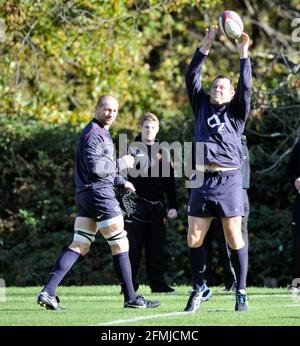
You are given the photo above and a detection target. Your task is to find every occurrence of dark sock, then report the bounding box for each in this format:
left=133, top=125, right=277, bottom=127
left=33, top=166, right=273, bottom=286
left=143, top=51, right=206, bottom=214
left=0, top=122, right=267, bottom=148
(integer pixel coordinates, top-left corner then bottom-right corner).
left=188, top=246, right=205, bottom=291
left=112, top=252, right=136, bottom=303
left=230, top=246, right=248, bottom=290
left=43, top=248, right=80, bottom=296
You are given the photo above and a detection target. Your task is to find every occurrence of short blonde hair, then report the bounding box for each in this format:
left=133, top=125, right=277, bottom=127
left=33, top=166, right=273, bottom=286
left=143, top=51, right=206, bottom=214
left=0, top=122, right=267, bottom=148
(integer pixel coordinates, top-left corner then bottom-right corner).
left=140, top=112, right=159, bottom=127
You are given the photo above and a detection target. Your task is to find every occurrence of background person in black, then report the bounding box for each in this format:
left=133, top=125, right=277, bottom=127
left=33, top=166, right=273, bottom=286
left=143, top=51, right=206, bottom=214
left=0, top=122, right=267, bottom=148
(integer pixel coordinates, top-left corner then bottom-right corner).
left=125, top=112, right=178, bottom=293
left=286, top=139, right=300, bottom=287
left=204, top=135, right=250, bottom=290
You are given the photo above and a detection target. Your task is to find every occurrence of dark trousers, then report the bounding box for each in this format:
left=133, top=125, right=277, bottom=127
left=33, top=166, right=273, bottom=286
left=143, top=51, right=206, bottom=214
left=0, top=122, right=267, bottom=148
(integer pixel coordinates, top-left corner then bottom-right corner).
left=125, top=203, right=167, bottom=289
left=204, top=189, right=249, bottom=287
left=242, top=189, right=249, bottom=251
left=292, top=195, right=300, bottom=279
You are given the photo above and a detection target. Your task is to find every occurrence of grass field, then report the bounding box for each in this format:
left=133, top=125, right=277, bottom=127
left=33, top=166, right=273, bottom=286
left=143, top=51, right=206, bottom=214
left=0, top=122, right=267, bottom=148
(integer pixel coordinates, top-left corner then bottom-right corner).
left=0, top=285, right=300, bottom=326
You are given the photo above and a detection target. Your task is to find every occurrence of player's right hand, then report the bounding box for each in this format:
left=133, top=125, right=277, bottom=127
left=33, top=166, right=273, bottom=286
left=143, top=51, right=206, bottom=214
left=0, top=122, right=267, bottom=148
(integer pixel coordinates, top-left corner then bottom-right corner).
left=200, top=25, right=218, bottom=55
left=122, top=154, right=135, bottom=168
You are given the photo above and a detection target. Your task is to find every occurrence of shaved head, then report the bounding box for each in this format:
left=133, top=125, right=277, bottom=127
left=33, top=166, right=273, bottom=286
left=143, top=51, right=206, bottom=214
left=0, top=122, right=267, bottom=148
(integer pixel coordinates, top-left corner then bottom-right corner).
left=96, top=94, right=119, bottom=109
left=95, top=94, right=119, bottom=128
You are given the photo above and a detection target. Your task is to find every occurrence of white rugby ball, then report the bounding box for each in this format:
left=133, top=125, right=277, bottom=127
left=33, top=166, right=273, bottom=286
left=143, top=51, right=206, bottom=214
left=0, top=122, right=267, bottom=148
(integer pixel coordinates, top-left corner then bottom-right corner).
left=219, top=10, right=244, bottom=39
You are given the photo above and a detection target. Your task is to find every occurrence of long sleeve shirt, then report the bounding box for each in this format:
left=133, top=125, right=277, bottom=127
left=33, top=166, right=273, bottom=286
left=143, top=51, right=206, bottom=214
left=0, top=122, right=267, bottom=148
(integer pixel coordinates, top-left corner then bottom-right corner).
left=185, top=49, right=252, bottom=168
left=75, top=118, right=127, bottom=194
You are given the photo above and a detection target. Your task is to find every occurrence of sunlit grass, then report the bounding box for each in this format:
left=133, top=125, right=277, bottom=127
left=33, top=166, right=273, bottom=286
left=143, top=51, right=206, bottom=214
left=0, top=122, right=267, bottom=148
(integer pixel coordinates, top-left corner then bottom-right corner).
left=0, top=286, right=299, bottom=326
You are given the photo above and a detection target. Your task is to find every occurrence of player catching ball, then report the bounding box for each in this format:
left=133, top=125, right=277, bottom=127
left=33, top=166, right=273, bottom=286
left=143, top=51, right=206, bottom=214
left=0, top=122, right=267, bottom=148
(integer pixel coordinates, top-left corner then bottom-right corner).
left=184, top=24, right=252, bottom=312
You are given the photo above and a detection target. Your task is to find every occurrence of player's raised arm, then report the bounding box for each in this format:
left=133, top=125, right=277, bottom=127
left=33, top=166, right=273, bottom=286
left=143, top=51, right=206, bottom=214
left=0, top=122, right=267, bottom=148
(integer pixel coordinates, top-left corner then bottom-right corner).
left=185, top=25, right=218, bottom=116
left=231, top=32, right=252, bottom=120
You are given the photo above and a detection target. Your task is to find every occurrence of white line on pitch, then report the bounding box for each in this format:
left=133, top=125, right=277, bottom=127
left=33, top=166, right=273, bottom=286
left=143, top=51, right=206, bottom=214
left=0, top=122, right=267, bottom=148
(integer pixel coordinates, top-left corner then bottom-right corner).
left=97, top=311, right=188, bottom=326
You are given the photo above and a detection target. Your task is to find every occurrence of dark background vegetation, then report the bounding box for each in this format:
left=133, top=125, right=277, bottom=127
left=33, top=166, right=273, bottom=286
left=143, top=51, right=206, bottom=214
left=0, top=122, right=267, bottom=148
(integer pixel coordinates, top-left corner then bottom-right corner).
left=0, top=0, right=299, bottom=287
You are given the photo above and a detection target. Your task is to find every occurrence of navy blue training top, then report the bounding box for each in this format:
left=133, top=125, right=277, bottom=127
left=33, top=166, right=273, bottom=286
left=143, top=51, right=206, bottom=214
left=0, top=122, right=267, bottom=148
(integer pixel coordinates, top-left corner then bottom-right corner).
left=75, top=118, right=127, bottom=193
left=185, top=49, right=252, bottom=168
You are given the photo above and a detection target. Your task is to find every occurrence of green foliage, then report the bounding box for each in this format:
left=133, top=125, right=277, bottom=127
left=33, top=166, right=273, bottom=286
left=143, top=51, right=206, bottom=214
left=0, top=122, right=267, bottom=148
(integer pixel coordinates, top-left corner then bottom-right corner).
left=248, top=206, right=292, bottom=286
left=0, top=0, right=223, bottom=127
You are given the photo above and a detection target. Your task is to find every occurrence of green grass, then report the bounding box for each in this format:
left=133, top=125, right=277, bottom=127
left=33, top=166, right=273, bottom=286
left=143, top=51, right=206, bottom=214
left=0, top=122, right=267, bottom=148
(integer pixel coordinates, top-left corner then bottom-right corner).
left=0, top=286, right=300, bottom=326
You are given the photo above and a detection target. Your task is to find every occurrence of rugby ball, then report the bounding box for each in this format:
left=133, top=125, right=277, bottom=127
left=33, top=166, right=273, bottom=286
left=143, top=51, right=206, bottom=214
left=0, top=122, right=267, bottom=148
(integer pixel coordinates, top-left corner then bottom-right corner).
left=219, top=10, right=244, bottom=39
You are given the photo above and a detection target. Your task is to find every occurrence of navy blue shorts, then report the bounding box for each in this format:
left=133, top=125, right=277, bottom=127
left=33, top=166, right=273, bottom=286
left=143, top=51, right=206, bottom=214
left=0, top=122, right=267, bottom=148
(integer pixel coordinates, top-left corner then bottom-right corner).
left=75, top=187, right=122, bottom=222
left=188, top=170, right=244, bottom=218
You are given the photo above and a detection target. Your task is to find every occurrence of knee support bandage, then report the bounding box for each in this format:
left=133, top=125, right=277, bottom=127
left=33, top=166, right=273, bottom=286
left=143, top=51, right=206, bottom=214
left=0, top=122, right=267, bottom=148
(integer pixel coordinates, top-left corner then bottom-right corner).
left=103, top=229, right=127, bottom=246
left=73, top=228, right=96, bottom=244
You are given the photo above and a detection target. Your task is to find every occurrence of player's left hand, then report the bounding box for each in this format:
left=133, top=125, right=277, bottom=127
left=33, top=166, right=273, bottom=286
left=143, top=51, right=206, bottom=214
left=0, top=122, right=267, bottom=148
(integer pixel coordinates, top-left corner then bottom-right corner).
left=124, top=181, right=136, bottom=192
left=167, top=209, right=177, bottom=219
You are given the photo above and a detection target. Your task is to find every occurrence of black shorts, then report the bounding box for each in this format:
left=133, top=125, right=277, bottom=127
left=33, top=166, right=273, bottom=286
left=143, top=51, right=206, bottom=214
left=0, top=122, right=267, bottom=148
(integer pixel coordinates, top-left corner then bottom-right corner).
left=188, top=170, right=244, bottom=218
left=76, top=187, right=122, bottom=222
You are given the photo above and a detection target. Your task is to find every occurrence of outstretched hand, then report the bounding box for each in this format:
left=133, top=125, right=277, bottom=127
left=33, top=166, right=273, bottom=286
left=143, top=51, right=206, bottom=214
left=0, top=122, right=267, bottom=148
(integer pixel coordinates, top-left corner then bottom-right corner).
left=200, top=25, right=218, bottom=55
left=235, top=32, right=250, bottom=58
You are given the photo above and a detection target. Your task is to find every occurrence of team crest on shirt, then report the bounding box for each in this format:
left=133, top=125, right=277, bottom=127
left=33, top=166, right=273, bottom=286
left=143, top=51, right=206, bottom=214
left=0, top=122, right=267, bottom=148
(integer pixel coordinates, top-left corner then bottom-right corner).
left=207, top=113, right=225, bottom=131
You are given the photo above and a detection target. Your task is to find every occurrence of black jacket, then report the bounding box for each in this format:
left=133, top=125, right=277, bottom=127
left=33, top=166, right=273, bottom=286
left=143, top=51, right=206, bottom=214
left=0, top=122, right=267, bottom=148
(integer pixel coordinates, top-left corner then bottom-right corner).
left=286, top=140, right=300, bottom=193
left=127, top=135, right=178, bottom=209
